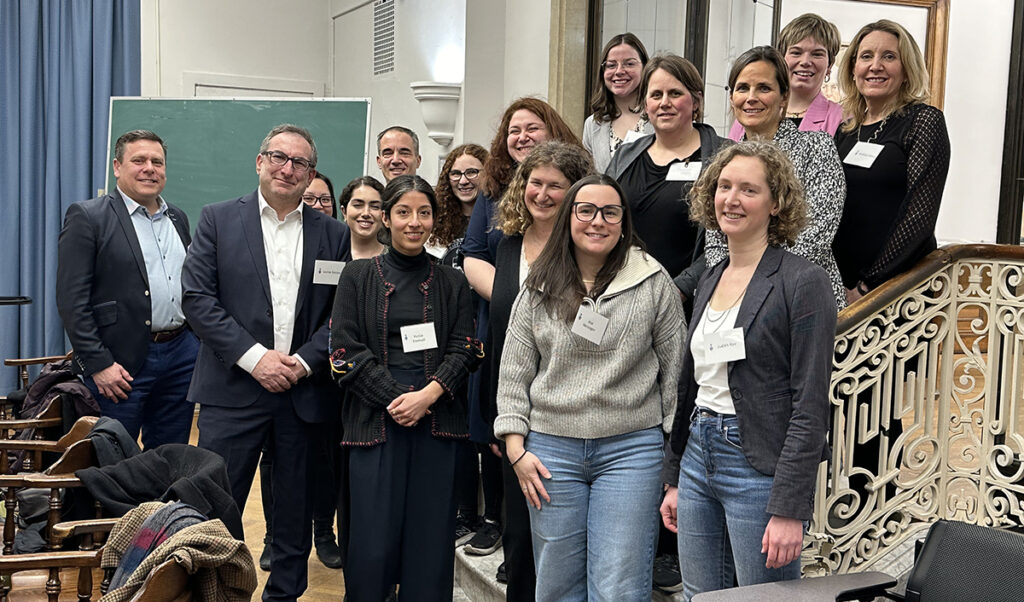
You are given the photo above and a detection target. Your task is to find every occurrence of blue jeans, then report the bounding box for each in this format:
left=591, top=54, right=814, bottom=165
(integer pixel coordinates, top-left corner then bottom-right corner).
left=676, top=413, right=801, bottom=601
left=525, top=427, right=663, bottom=602
left=86, top=330, right=198, bottom=449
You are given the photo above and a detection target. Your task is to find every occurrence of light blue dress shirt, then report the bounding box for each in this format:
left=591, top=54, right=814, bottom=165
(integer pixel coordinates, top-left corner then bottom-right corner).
left=119, top=188, right=187, bottom=332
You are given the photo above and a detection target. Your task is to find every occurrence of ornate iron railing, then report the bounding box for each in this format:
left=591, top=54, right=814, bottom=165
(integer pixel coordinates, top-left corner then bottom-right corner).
left=805, top=244, right=1024, bottom=574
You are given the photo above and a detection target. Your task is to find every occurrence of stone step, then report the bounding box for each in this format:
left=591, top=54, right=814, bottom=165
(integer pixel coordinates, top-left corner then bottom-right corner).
left=454, top=546, right=685, bottom=601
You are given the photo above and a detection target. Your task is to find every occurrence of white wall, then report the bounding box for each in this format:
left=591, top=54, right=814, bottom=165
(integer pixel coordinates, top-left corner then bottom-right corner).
left=937, top=0, right=1012, bottom=243
left=503, top=0, right=552, bottom=103
left=140, top=0, right=330, bottom=97
left=331, top=0, right=467, bottom=183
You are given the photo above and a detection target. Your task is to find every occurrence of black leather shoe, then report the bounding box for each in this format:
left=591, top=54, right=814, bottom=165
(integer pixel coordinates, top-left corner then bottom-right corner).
left=315, top=534, right=344, bottom=569
left=259, top=543, right=272, bottom=571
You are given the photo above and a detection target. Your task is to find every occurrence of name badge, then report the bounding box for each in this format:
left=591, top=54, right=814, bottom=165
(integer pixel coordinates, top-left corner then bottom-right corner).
left=623, top=129, right=645, bottom=145
left=704, top=327, right=746, bottom=363
left=571, top=305, right=609, bottom=345
left=843, top=142, right=884, bottom=168
left=313, top=260, right=346, bottom=285
left=666, top=161, right=702, bottom=181
left=401, top=322, right=438, bottom=353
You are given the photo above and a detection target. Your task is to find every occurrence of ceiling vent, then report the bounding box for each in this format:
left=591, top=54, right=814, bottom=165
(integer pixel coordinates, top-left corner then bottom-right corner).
left=373, top=0, right=396, bottom=77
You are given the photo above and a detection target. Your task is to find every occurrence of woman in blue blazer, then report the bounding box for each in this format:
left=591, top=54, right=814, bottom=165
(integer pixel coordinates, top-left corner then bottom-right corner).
left=659, top=141, right=837, bottom=600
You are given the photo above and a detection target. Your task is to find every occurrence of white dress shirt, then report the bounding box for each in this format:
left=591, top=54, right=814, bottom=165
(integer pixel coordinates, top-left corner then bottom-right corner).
left=235, top=191, right=311, bottom=376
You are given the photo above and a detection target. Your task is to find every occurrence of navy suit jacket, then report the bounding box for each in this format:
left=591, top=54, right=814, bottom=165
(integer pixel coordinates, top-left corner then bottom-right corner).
left=181, top=191, right=349, bottom=424
left=56, top=191, right=191, bottom=377
left=670, top=246, right=837, bottom=520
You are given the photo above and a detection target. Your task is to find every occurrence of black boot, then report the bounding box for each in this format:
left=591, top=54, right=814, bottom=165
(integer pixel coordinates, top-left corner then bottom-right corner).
left=314, top=519, right=344, bottom=569
left=259, top=533, right=272, bottom=572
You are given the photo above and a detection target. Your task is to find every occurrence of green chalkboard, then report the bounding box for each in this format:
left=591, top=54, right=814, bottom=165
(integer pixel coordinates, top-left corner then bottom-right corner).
left=106, top=97, right=371, bottom=224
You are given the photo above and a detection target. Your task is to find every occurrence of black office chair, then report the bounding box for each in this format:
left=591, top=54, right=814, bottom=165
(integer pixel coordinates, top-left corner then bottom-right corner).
left=692, top=520, right=1024, bottom=602
left=888, top=519, right=1024, bottom=602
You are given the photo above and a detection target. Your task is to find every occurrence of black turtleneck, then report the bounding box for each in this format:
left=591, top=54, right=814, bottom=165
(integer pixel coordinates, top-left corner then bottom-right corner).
left=382, top=247, right=432, bottom=371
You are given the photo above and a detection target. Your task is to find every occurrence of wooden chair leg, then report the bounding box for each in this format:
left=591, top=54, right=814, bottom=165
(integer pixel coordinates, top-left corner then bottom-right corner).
left=3, top=488, right=14, bottom=555
left=47, top=488, right=61, bottom=551
left=45, top=566, right=61, bottom=601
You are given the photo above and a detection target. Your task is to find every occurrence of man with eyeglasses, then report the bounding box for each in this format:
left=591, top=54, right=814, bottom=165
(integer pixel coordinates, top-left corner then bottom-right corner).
left=57, top=129, right=198, bottom=449
left=182, top=123, right=349, bottom=602
left=376, top=125, right=422, bottom=181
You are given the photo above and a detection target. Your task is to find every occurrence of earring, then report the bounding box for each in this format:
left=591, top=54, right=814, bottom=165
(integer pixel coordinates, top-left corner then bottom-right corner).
left=825, top=73, right=831, bottom=83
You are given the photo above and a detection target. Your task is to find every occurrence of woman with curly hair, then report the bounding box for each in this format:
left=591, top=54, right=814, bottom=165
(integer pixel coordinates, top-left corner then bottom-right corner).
left=659, top=141, right=836, bottom=599
left=429, top=143, right=489, bottom=267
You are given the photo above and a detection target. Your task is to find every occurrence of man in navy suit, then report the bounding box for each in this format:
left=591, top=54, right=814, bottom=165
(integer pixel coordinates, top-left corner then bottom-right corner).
left=57, top=130, right=198, bottom=448
left=182, top=124, right=349, bottom=602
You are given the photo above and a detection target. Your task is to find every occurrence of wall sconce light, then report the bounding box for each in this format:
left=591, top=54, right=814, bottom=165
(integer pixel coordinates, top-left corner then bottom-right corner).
left=409, top=81, right=462, bottom=149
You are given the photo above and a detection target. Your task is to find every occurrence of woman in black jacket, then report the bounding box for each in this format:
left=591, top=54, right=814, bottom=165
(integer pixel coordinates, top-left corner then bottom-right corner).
left=329, top=175, right=483, bottom=602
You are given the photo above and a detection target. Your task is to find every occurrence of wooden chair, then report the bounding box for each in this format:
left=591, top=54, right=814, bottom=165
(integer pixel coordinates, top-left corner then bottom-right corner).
left=0, top=437, right=100, bottom=555
left=0, top=414, right=99, bottom=475
left=0, top=518, right=194, bottom=602
left=4, top=352, right=73, bottom=392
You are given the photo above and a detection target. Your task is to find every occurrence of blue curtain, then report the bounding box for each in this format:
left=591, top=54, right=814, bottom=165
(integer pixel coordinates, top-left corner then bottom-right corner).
left=0, top=0, right=140, bottom=392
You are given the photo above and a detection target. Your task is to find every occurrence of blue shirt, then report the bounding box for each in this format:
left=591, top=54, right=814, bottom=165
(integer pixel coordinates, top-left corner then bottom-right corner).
left=119, top=188, right=187, bottom=331
left=461, top=193, right=504, bottom=265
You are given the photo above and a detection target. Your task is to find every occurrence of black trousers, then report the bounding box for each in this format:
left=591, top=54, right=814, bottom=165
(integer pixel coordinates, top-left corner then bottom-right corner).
left=455, top=441, right=504, bottom=521
left=346, top=419, right=458, bottom=602
left=500, top=442, right=536, bottom=602
left=197, top=399, right=314, bottom=602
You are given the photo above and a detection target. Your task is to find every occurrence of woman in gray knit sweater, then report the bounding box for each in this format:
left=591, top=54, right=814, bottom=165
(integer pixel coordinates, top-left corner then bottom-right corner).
left=494, top=174, right=684, bottom=601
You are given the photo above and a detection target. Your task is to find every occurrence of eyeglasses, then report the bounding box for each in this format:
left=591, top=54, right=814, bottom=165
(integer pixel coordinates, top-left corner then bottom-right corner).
left=449, top=168, right=481, bottom=182
left=573, top=202, right=624, bottom=224
left=261, top=150, right=315, bottom=174
left=601, top=59, right=641, bottom=72
left=301, top=194, right=333, bottom=207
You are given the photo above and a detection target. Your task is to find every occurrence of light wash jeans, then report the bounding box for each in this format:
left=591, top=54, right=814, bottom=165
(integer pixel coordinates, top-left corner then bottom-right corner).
left=676, top=413, right=802, bottom=601
left=525, top=427, right=663, bottom=602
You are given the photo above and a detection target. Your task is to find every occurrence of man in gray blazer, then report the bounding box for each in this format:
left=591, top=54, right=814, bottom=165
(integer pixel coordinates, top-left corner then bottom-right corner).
left=56, top=130, right=198, bottom=448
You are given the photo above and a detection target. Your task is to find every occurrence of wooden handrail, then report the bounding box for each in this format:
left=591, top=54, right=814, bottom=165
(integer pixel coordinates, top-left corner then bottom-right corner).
left=837, top=243, right=1024, bottom=333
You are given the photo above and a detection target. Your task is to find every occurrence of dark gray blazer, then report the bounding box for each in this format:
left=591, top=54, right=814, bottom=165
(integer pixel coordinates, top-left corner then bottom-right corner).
left=669, top=246, right=836, bottom=520
left=56, top=191, right=191, bottom=377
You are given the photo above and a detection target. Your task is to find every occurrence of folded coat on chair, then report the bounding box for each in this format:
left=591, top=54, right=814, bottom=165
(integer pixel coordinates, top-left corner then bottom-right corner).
left=74, top=444, right=243, bottom=538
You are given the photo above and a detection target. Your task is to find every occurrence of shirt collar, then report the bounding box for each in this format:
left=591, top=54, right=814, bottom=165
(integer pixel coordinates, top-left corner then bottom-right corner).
left=257, top=189, right=303, bottom=223
left=118, top=187, right=167, bottom=217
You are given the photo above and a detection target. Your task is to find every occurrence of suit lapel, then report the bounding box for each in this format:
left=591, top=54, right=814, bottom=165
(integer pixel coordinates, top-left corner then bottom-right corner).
left=295, top=205, right=322, bottom=312
left=110, top=192, right=150, bottom=288
left=239, top=193, right=273, bottom=305
left=167, top=206, right=190, bottom=248
left=728, top=247, right=783, bottom=375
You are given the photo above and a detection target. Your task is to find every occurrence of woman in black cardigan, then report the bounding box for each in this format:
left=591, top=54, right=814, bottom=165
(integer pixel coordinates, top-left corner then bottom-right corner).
left=329, top=175, right=483, bottom=602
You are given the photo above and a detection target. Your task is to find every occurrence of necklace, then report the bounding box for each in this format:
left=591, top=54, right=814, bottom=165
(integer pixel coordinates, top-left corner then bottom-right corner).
left=857, top=112, right=890, bottom=144
left=701, top=290, right=745, bottom=336
left=787, top=108, right=808, bottom=118
left=582, top=279, right=595, bottom=284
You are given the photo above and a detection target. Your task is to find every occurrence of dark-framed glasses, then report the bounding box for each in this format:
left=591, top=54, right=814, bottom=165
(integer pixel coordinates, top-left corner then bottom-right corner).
left=601, top=59, right=641, bottom=71
left=573, top=202, right=624, bottom=224
left=301, top=194, right=333, bottom=207
left=449, top=168, right=481, bottom=181
left=261, top=150, right=314, bottom=174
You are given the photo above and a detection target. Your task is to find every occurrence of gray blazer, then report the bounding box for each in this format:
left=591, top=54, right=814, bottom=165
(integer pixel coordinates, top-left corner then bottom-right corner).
left=669, top=246, right=836, bottom=520
left=582, top=114, right=654, bottom=174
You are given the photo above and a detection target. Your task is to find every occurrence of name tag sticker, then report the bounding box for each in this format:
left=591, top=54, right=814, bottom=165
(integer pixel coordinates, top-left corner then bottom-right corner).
left=623, top=129, right=645, bottom=145
left=401, top=322, right=438, bottom=353
left=571, top=305, right=609, bottom=345
left=843, top=142, right=884, bottom=168
left=705, top=327, right=746, bottom=363
left=313, top=260, right=346, bottom=285
left=666, top=161, right=702, bottom=181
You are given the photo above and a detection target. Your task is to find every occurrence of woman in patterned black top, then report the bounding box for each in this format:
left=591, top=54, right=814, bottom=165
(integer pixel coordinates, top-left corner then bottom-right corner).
left=832, top=19, right=950, bottom=304
left=711, top=46, right=847, bottom=309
